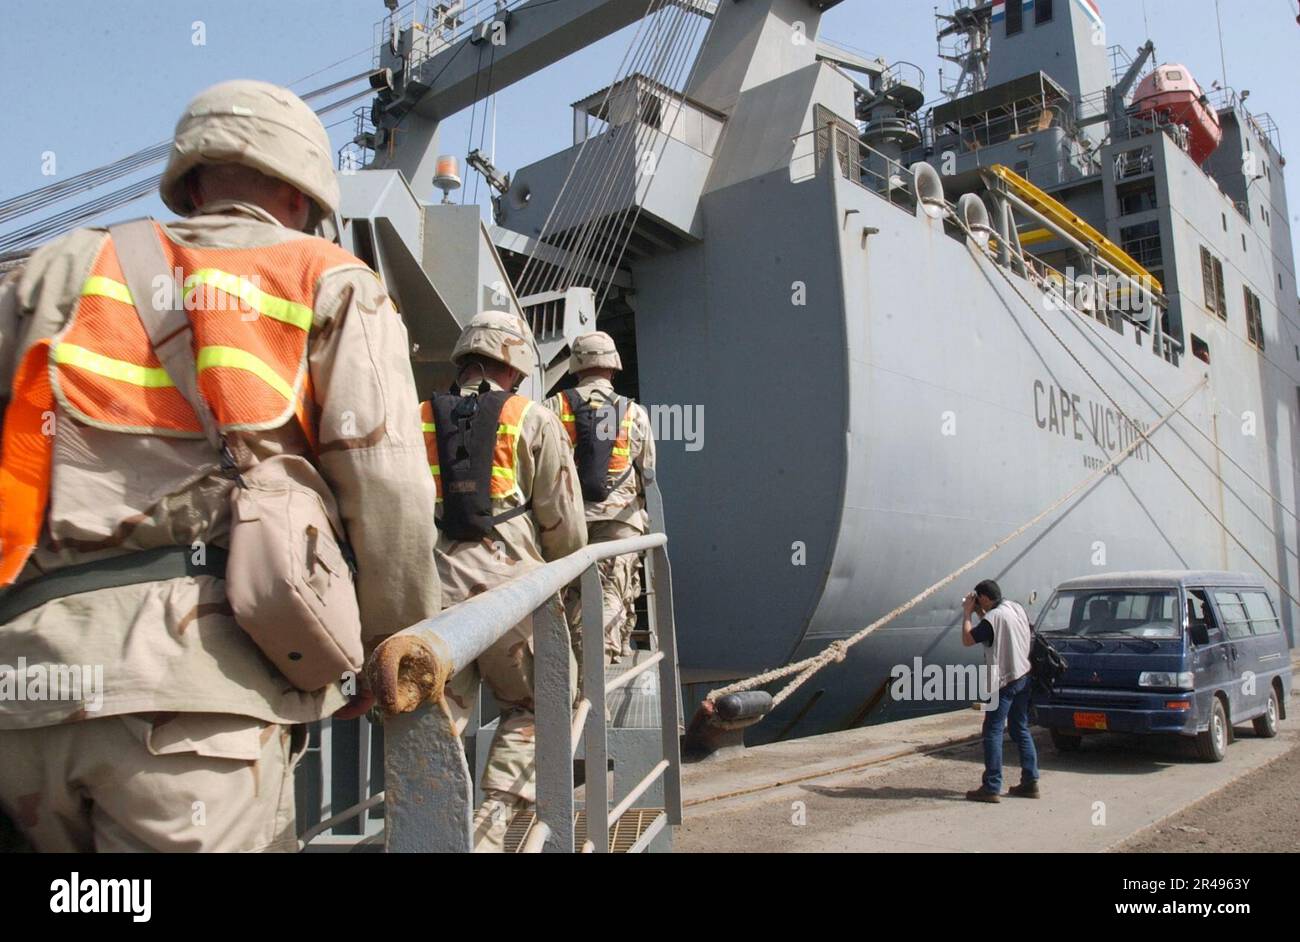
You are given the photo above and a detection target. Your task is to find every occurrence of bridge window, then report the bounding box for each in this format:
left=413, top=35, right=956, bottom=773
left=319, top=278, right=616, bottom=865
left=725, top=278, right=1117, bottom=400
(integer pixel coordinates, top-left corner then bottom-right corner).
left=1118, top=181, right=1158, bottom=215
left=1244, top=286, right=1265, bottom=351
left=1191, top=335, right=1210, bottom=364
left=1036, top=0, right=1054, bottom=23
left=1006, top=0, right=1024, bottom=35
left=1200, top=246, right=1226, bottom=320
left=1120, top=221, right=1161, bottom=270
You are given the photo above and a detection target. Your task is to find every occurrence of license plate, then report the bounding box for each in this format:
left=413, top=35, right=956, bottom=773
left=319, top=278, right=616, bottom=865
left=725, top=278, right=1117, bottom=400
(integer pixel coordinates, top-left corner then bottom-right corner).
left=1073, top=711, right=1107, bottom=730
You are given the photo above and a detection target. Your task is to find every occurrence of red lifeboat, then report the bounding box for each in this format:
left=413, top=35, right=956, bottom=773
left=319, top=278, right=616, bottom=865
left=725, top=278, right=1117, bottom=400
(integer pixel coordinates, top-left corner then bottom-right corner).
left=1132, top=64, right=1223, bottom=164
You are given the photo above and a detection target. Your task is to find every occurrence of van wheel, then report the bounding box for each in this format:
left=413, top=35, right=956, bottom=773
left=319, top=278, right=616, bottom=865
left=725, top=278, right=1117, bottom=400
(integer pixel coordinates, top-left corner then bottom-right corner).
left=1196, top=698, right=1228, bottom=762
left=1051, top=730, right=1082, bottom=752
left=1253, top=686, right=1280, bottom=738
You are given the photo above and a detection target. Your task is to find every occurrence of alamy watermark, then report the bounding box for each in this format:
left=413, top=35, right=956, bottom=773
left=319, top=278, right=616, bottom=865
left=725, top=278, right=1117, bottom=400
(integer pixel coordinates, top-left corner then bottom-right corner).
left=0, top=657, right=104, bottom=712
left=50, top=872, right=150, bottom=922
left=149, top=270, right=264, bottom=321
left=1042, top=267, right=1158, bottom=319
left=591, top=402, right=704, bottom=452
left=890, top=657, right=999, bottom=711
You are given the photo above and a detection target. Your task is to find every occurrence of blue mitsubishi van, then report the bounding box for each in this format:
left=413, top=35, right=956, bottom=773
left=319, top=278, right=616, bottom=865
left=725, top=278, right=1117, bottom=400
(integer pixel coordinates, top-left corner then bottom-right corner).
left=1030, top=571, right=1292, bottom=762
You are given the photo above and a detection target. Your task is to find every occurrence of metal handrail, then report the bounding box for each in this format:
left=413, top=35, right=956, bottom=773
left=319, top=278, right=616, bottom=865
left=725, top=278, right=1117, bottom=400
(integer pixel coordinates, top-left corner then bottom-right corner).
left=881, top=61, right=925, bottom=95
left=374, top=478, right=680, bottom=853
left=792, top=124, right=922, bottom=211
left=605, top=650, right=664, bottom=693
left=383, top=532, right=664, bottom=679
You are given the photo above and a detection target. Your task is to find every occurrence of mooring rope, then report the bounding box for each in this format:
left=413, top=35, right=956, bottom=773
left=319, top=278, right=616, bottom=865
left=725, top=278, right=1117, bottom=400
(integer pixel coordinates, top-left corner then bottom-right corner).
left=709, top=191, right=1300, bottom=712
left=708, top=378, right=1206, bottom=708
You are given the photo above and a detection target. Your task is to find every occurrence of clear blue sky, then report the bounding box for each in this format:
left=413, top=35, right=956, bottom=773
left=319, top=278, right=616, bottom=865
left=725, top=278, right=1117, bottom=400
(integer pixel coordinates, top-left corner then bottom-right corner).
left=2, top=0, right=1298, bottom=275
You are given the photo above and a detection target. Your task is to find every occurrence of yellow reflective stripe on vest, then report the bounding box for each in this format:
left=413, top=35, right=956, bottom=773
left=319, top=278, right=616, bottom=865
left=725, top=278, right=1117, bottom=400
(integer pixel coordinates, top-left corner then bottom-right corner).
left=53, top=342, right=174, bottom=388
left=421, top=422, right=436, bottom=433
left=81, top=275, right=133, bottom=306
left=496, top=400, right=531, bottom=502
left=184, top=269, right=314, bottom=331
left=196, top=345, right=295, bottom=401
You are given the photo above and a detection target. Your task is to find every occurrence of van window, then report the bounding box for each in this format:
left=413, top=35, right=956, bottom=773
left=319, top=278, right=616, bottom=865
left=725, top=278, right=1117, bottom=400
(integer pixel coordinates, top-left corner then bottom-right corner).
left=1212, top=590, right=1254, bottom=640
left=1241, top=591, right=1281, bottom=635
left=1038, top=589, right=1179, bottom=639
left=1187, top=589, right=1221, bottom=641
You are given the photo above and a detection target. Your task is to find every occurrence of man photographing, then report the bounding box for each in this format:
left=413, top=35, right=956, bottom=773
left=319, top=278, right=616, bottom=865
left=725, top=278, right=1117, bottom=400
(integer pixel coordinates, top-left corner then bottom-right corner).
left=961, top=579, right=1040, bottom=803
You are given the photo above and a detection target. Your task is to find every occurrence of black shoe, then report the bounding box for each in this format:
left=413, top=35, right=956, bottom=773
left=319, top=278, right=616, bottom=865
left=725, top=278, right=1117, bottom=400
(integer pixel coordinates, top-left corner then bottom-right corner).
left=965, top=787, right=1001, bottom=803
left=1008, top=780, right=1040, bottom=799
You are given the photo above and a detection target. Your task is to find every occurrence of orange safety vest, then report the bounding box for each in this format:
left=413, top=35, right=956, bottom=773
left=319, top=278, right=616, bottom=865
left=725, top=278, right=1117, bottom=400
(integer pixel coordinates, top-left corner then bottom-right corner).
left=0, top=224, right=361, bottom=585
left=557, top=390, right=633, bottom=473
left=420, top=394, right=533, bottom=503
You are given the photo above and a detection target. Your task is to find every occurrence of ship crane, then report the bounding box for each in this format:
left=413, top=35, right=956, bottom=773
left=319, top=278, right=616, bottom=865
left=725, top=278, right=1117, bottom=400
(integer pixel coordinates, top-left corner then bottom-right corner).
left=340, top=0, right=853, bottom=399
left=1072, top=38, right=1156, bottom=138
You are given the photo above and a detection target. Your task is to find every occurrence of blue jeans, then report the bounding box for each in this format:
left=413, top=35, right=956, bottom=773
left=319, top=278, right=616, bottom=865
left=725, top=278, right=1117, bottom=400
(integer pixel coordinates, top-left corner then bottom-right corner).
left=981, top=674, right=1039, bottom=792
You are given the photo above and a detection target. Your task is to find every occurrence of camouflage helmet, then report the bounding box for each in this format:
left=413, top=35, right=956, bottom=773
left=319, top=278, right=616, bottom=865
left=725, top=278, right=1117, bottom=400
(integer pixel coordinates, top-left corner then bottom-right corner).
left=451, top=310, right=537, bottom=376
left=159, top=80, right=339, bottom=221
left=569, top=331, right=623, bottom=373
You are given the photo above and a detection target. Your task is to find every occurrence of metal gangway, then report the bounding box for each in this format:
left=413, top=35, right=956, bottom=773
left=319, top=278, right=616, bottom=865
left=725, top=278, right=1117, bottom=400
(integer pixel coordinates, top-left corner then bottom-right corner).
left=295, top=486, right=682, bottom=853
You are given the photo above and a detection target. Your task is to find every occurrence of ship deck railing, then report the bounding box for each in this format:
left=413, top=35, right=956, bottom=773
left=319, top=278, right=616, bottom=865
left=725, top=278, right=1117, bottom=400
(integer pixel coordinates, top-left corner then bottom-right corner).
left=297, top=482, right=683, bottom=853
left=790, top=121, right=1184, bottom=367
left=925, top=100, right=1077, bottom=157
left=1023, top=253, right=1184, bottom=365
left=1207, top=86, right=1282, bottom=155
left=795, top=119, right=920, bottom=211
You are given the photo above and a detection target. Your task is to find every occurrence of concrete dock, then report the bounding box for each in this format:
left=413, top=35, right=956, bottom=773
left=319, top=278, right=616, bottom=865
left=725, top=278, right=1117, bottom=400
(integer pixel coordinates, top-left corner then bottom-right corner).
left=677, top=684, right=1299, bottom=853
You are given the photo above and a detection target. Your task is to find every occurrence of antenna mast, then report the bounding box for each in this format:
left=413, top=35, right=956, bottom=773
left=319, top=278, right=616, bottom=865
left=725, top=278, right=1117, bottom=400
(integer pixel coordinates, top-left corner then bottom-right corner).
left=935, top=1, right=992, bottom=101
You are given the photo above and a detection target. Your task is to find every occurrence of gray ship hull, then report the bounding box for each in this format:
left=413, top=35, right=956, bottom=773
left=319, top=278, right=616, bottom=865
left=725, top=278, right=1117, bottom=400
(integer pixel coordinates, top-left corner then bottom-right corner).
left=633, top=155, right=1299, bottom=744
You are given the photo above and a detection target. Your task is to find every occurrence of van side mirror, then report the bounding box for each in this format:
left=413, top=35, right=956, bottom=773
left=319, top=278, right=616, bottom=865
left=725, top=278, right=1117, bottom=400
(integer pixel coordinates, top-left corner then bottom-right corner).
left=1189, top=623, right=1210, bottom=646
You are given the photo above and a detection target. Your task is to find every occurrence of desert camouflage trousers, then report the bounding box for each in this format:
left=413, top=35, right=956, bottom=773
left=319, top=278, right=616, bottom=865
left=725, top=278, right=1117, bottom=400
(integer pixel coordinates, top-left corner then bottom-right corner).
left=564, top=520, right=644, bottom=664
left=0, top=712, right=306, bottom=852
left=442, top=595, right=577, bottom=852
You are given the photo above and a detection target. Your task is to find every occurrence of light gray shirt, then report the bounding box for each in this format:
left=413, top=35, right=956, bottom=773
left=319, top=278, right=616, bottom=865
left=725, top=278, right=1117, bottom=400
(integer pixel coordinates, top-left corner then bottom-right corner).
left=981, top=600, right=1033, bottom=690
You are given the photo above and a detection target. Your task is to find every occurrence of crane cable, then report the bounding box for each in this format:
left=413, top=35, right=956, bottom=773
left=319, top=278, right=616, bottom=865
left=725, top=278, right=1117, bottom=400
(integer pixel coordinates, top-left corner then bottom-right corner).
left=0, top=83, right=379, bottom=256
left=514, top=0, right=666, bottom=298
left=956, top=218, right=1300, bottom=610
left=543, top=0, right=697, bottom=298
left=595, top=4, right=709, bottom=312
left=1065, top=291, right=1300, bottom=531
left=1, top=0, right=537, bottom=238
left=561, top=0, right=704, bottom=301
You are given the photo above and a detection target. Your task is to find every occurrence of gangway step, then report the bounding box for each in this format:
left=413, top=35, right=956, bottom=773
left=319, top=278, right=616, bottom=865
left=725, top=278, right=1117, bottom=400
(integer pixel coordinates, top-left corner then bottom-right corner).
left=505, top=808, right=667, bottom=853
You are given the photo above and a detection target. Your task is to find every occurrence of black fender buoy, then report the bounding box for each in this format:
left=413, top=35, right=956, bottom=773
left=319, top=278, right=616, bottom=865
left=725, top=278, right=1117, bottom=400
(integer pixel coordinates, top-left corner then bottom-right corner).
left=682, top=690, right=775, bottom=758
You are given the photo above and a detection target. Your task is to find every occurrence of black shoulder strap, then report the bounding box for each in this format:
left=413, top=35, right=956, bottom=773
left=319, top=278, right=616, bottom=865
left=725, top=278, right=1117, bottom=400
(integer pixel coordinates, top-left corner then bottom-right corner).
left=563, top=386, right=587, bottom=415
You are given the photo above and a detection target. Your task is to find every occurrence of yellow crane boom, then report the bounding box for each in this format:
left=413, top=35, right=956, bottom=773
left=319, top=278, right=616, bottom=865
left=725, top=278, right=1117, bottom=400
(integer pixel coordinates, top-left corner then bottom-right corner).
left=988, top=163, right=1163, bottom=294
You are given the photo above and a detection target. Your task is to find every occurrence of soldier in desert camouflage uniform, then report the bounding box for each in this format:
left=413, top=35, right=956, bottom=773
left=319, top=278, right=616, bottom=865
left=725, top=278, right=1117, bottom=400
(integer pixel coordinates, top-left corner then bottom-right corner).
left=415, top=311, right=586, bottom=851
left=0, top=81, right=439, bottom=851
left=547, top=332, right=656, bottom=663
